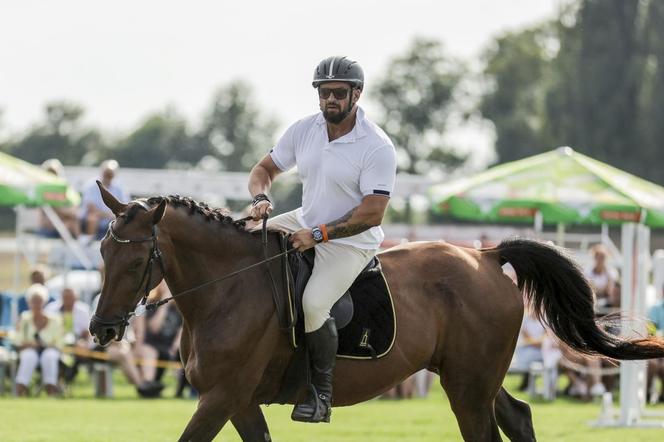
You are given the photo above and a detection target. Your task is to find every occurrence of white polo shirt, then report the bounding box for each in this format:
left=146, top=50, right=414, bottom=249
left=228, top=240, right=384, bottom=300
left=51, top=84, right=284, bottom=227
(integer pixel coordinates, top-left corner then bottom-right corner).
left=270, top=107, right=396, bottom=249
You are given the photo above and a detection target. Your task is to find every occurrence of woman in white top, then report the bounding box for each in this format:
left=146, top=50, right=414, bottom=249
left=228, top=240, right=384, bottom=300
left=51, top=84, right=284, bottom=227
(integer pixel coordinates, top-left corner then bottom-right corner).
left=14, top=284, right=63, bottom=396
left=585, top=244, right=619, bottom=310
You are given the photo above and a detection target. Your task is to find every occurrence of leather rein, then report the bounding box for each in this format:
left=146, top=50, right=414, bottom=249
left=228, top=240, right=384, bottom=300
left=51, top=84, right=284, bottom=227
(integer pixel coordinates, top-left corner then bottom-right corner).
left=91, top=202, right=296, bottom=336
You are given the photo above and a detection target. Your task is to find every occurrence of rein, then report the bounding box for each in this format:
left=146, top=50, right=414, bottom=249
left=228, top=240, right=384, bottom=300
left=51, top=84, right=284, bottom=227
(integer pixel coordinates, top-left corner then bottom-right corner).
left=95, top=206, right=296, bottom=332
left=140, top=219, right=294, bottom=315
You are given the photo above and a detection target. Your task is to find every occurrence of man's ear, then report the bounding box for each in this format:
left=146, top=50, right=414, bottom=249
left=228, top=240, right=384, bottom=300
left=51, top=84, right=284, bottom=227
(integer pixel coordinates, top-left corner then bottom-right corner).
left=150, top=199, right=168, bottom=225
left=97, top=180, right=127, bottom=216
left=352, top=88, right=362, bottom=106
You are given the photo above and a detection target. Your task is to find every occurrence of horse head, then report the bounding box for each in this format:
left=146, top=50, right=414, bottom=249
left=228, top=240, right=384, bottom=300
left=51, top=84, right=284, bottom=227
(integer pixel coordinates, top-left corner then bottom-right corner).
left=89, top=181, right=168, bottom=346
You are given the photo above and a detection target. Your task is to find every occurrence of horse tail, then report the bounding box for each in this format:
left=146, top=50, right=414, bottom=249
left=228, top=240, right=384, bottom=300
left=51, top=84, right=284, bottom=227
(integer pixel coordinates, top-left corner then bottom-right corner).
left=496, top=237, right=664, bottom=360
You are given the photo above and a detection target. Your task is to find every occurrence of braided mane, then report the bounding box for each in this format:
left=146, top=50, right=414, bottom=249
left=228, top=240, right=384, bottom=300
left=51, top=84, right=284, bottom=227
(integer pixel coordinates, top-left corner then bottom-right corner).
left=146, top=195, right=248, bottom=229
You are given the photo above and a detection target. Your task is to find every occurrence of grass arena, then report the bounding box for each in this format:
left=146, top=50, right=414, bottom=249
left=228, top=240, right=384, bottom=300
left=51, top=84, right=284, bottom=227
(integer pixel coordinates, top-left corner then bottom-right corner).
left=1, top=375, right=663, bottom=441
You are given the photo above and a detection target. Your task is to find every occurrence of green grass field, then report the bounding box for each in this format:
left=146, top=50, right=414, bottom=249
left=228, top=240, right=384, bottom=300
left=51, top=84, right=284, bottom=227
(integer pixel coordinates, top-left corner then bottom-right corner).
left=2, top=373, right=664, bottom=441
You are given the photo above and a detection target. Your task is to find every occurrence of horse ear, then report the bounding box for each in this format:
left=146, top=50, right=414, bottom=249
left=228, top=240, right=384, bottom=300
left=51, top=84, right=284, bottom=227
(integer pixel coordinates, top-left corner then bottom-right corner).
left=151, top=199, right=168, bottom=225
left=97, top=180, right=127, bottom=216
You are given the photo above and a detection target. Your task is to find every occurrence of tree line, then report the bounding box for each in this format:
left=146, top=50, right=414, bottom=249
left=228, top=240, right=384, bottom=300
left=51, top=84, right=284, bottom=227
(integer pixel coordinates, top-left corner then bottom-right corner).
left=480, top=0, right=664, bottom=184
left=1, top=0, right=663, bottom=185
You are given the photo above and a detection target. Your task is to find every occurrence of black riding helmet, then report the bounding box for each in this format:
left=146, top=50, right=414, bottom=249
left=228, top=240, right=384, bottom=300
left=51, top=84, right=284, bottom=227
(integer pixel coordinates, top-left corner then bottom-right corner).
left=312, top=56, right=364, bottom=90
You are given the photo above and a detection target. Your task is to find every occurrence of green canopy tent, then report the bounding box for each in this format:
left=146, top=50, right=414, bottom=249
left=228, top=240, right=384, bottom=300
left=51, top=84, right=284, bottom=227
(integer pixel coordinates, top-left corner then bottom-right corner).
left=0, top=152, right=89, bottom=322
left=429, top=146, right=664, bottom=228
left=0, top=151, right=80, bottom=207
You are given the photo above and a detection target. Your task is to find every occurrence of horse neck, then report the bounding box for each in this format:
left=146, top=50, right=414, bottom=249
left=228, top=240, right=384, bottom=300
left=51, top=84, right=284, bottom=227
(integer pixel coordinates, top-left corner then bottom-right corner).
left=159, top=211, right=265, bottom=322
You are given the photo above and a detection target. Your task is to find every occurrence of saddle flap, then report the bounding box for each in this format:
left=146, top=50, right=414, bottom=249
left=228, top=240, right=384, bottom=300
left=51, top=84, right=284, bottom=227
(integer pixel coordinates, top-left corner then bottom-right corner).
left=289, top=247, right=354, bottom=331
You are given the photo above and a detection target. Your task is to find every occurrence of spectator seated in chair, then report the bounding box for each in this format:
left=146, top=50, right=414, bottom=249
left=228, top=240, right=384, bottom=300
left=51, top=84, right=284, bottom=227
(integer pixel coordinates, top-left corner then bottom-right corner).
left=133, top=281, right=182, bottom=398
left=514, top=305, right=546, bottom=391
left=79, top=159, right=128, bottom=241
left=13, top=284, right=64, bottom=396
left=559, top=345, right=606, bottom=400
left=91, top=292, right=156, bottom=397
left=45, top=287, right=91, bottom=383
left=584, top=244, right=619, bottom=312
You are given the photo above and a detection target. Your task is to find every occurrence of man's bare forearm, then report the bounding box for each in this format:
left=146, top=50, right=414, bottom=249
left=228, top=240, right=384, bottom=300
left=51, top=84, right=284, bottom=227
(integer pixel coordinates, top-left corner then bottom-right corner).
left=326, top=206, right=380, bottom=240
left=248, top=164, right=273, bottom=197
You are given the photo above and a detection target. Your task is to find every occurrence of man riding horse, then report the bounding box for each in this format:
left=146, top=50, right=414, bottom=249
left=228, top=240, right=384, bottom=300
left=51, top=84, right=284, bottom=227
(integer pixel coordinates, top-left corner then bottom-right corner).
left=247, top=55, right=397, bottom=423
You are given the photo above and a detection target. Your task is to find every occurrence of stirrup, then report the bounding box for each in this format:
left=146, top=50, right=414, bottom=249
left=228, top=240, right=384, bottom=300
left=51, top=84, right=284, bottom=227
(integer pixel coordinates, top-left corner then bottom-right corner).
left=291, top=385, right=332, bottom=423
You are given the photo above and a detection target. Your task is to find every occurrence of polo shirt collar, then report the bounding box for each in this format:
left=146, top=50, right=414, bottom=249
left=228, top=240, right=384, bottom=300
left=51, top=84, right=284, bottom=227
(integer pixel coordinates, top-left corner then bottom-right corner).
left=316, top=106, right=368, bottom=143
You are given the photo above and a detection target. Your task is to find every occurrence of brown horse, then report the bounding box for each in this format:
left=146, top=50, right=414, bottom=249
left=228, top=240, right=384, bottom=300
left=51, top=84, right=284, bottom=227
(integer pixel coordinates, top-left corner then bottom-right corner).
left=90, top=185, right=664, bottom=442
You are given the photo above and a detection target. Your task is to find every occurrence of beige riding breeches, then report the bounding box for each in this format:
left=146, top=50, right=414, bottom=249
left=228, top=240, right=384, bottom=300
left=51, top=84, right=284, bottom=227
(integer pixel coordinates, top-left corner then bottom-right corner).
left=255, top=210, right=376, bottom=332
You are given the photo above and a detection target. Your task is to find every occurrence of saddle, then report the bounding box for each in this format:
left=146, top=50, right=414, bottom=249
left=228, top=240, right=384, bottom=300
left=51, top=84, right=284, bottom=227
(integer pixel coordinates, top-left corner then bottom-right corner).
left=269, top=234, right=397, bottom=404
left=277, top=235, right=395, bottom=357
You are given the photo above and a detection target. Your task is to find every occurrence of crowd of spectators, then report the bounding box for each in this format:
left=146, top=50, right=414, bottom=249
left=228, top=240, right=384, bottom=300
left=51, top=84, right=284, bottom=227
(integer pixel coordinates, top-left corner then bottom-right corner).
left=0, top=159, right=192, bottom=399
left=1, top=264, right=186, bottom=399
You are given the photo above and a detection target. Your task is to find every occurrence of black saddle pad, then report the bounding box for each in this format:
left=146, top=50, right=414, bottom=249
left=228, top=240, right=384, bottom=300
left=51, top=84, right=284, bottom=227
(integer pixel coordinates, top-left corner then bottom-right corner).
left=285, top=242, right=396, bottom=360
left=337, top=266, right=395, bottom=359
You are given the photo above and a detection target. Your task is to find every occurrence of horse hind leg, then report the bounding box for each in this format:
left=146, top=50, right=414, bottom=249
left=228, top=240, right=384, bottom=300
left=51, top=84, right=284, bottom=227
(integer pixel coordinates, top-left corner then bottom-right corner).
left=231, top=404, right=272, bottom=442
left=440, top=363, right=503, bottom=442
left=495, top=387, right=536, bottom=442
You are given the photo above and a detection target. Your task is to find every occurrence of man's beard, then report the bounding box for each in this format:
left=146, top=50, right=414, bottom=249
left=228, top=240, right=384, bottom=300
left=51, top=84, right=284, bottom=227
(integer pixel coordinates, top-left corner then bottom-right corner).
left=323, top=104, right=351, bottom=124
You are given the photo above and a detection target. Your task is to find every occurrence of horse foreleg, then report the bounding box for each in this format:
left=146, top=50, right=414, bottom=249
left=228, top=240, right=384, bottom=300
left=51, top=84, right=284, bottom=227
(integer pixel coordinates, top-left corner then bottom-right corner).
left=178, top=393, right=233, bottom=442
left=495, top=387, right=536, bottom=442
left=231, top=404, right=272, bottom=442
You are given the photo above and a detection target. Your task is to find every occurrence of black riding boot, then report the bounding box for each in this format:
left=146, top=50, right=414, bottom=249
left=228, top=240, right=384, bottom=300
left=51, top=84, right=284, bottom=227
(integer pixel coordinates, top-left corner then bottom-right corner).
left=291, top=318, right=338, bottom=423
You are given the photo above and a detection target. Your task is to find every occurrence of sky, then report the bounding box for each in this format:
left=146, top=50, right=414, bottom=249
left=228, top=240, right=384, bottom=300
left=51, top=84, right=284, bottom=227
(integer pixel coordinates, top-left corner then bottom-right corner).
left=0, top=0, right=561, bottom=169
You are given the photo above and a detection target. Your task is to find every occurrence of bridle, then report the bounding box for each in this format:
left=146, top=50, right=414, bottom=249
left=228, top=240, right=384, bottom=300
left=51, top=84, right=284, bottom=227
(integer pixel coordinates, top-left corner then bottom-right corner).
left=91, top=200, right=165, bottom=340
left=91, top=201, right=296, bottom=343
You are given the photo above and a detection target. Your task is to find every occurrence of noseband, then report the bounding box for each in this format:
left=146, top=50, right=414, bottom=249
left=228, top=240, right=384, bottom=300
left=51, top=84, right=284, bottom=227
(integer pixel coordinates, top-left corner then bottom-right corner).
left=91, top=201, right=165, bottom=339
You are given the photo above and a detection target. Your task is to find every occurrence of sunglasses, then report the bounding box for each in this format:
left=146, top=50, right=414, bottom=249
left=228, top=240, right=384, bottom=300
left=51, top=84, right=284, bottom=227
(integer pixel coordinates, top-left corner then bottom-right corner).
left=318, top=87, right=352, bottom=100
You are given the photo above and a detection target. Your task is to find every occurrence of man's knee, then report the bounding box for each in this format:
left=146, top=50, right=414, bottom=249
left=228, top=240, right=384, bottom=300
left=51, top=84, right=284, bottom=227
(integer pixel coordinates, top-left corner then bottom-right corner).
left=302, top=293, right=333, bottom=332
left=302, top=293, right=330, bottom=318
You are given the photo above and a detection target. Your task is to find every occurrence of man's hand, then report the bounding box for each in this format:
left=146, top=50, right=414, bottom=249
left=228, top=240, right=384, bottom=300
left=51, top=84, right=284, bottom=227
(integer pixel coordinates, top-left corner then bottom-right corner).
left=250, top=200, right=273, bottom=220
left=290, top=228, right=317, bottom=252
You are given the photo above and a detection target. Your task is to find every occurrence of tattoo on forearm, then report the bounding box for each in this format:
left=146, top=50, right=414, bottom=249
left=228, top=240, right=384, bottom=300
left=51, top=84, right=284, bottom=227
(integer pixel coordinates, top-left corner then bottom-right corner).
left=326, top=207, right=372, bottom=240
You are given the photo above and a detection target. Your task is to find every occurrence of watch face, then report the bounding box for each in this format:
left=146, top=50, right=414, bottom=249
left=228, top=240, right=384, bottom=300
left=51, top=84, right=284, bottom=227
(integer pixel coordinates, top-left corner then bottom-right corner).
left=312, top=228, right=323, bottom=242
